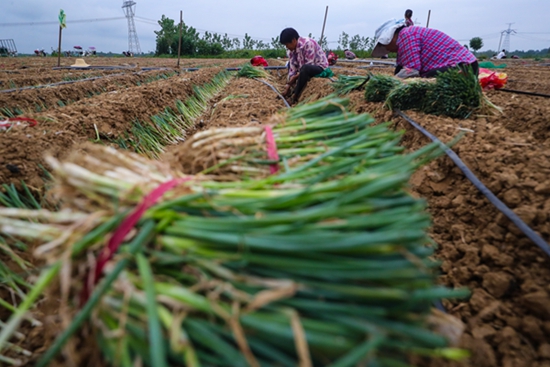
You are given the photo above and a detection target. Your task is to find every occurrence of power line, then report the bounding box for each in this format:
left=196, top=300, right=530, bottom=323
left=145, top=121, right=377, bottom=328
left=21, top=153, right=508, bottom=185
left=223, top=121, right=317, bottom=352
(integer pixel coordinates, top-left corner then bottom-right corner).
left=134, top=16, right=157, bottom=23
left=134, top=18, right=274, bottom=42
left=135, top=19, right=157, bottom=25
left=515, top=34, right=549, bottom=42
left=0, top=17, right=126, bottom=27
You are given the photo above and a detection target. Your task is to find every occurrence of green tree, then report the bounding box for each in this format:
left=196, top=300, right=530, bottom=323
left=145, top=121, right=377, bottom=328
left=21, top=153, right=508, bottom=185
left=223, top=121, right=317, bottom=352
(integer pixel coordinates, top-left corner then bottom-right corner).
left=196, top=39, right=223, bottom=55
left=154, top=15, right=200, bottom=56
left=243, top=33, right=255, bottom=49
left=338, top=32, right=350, bottom=50
left=221, top=34, right=233, bottom=50
left=362, top=36, right=375, bottom=52
left=212, top=33, right=222, bottom=44
left=469, top=37, right=483, bottom=54
left=270, top=36, right=285, bottom=51
left=349, top=34, right=362, bottom=51
left=318, top=36, right=328, bottom=50
left=154, top=15, right=178, bottom=55
left=232, top=38, right=241, bottom=49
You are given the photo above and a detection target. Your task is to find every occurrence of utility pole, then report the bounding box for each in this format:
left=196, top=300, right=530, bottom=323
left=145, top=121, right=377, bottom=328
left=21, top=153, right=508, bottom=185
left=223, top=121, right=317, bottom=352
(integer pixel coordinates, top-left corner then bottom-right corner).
left=177, top=11, right=183, bottom=68
left=426, top=10, right=431, bottom=28
left=320, top=6, right=329, bottom=49
left=57, top=9, right=66, bottom=67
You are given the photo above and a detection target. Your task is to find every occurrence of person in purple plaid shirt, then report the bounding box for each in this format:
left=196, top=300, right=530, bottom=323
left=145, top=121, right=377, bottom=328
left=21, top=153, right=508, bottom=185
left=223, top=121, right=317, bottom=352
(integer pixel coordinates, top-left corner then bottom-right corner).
left=280, top=27, right=328, bottom=104
left=372, top=19, right=478, bottom=78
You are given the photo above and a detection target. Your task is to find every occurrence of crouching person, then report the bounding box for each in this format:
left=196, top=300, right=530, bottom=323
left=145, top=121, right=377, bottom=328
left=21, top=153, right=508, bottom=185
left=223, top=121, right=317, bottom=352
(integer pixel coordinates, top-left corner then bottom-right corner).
left=372, top=19, right=479, bottom=79
left=279, top=27, right=328, bottom=105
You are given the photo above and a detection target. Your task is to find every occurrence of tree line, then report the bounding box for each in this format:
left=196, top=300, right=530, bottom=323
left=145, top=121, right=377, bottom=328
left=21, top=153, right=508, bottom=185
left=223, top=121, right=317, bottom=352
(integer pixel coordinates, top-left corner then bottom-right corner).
left=155, top=16, right=549, bottom=59
left=154, top=15, right=375, bottom=57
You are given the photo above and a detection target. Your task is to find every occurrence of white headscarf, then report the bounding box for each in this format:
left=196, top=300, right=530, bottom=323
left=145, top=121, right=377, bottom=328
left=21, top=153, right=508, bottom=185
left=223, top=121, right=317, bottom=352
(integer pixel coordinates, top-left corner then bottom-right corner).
left=371, top=19, right=406, bottom=57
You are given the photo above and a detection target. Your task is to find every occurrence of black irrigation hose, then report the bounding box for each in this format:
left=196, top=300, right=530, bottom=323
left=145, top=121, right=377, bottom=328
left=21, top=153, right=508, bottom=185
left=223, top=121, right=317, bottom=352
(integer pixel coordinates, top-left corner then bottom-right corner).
left=252, top=78, right=291, bottom=108
left=395, top=110, right=550, bottom=257
left=140, top=67, right=174, bottom=71
left=357, top=64, right=395, bottom=69
left=226, top=66, right=288, bottom=71
left=497, top=88, right=550, bottom=98
left=337, top=59, right=397, bottom=66
left=52, top=65, right=138, bottom=70
left=182, top=66, right=288, bottom=72
left=0, top=73, right=126, bottom=93
left=0, top=69, right=174, bottom=94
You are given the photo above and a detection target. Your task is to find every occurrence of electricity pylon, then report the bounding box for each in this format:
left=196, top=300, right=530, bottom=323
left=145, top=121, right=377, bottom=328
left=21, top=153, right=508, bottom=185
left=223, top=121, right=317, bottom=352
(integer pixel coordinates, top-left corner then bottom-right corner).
left=122, top=0, right=141, bottom=54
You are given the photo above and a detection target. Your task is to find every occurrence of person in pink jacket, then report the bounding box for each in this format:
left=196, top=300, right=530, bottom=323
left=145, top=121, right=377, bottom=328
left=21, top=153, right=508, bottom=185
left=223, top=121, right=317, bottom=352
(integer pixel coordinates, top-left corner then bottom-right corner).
left=279, top=27, right=329, bottom=104
left=344, top=49, right=356, bottom=60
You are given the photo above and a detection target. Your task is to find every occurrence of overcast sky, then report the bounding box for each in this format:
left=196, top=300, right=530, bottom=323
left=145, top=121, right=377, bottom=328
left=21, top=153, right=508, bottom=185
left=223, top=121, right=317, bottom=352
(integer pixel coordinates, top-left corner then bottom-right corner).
left=1, top=0, right=548, bottom=55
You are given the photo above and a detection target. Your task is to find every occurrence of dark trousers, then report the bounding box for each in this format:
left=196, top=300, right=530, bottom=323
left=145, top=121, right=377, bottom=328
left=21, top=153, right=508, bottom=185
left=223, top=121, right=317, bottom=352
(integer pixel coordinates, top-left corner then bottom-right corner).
left=423, top=61, right=479, bottom=78
left=292, top=64, right=323, bottom=102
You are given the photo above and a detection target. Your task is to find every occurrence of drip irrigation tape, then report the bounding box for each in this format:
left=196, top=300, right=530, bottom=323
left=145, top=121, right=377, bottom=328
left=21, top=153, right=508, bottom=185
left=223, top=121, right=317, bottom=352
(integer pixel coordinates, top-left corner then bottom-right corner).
left=0, top=69, right=172, bottom=94
left=226, top=66, right=288, bottom=71
left=182, top=66, right=287, bottom=72
left=0, top=73, right=127, bottom=94
left=395, top=110, right=550, bottom=257
left=497, top=88, right=550, bottom=98
left=357, top=65, right=395, bottom=69
left=140, top=67, right=174, bottom=71
left=52, top=65, right=138, bottom=70
left=252, top=78, right=291, bottom=108
left=337, top=59, right=397, bottom=66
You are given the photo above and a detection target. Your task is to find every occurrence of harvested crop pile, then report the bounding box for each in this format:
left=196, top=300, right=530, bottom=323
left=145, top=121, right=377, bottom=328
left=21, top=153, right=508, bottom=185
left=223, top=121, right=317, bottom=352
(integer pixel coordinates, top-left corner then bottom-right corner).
left=385, top=80, right=434, bottom=111
left=168, top=98, right=403, bottom=179
left=364, top=74, right=402, bottom=102
left=361, top=69, right=498, bottom=119
left=424, top=68, right=483, bottom=119
left=0, top=99, right=469, bottom=367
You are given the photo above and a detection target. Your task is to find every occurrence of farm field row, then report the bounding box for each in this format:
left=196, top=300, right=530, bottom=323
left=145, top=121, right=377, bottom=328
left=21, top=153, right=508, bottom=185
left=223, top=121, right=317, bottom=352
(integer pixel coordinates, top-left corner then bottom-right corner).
left=0, top=56, right=549, bottom=367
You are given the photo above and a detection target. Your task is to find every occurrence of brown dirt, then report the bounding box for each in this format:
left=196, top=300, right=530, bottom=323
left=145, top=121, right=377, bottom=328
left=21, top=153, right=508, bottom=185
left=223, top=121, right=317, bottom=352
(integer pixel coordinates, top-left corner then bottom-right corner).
left=342, top=67, right=550, bottom=367
left=0, top=70, right=177, bottom=116
left=2, top=57, right=550, bottom=367
left=181, top=61, right=550, bottom=367
left=0, top=69, right=128, bottom=90
left=0, top=66, right=224, bottom=188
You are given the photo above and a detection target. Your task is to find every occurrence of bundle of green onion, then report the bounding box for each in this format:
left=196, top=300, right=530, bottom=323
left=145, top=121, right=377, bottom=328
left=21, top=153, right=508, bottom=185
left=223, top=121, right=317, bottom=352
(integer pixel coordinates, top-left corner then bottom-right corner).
left=236, top=63, right=272, bottom=80
left=0, top=231, right=39, bottom=366
left=115, top=71, right=232, bottom=159
left=385, top=80, right=434, bottom=112
left=0, top=100, right=469, bottom=367
left=0, top=185, right=45, bottom=366
left=359, top=70, right=500, bottom=119
left=169, top=97, right=407, bottom=181
left=331, top=75, right=370, bottom=95
left=364, top=74, right=402, bottom=102
left=422, top=68, right=483, bottom=119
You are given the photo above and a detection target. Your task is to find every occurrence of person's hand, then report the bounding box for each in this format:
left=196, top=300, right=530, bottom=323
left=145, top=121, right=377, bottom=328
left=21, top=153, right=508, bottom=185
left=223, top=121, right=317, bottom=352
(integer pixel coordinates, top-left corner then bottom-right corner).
left=395, top=67, right=419, bottom=79
left=282, top=83, right=291, bottom=97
